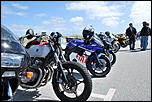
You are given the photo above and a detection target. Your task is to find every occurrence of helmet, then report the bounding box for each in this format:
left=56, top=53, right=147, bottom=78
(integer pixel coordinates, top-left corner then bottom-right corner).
left=84, top=25, right=94, bottom=32
left=50, top=32, right=62, bottom=44
left=98, top=32, right=105, bottom=40
left=105, top=31, right=110, bottom=36
left=50, top=32, right=62, bottom=38
left=26, top=29, right=34, bottom=39
left=82, top=25, right=95, bottom=39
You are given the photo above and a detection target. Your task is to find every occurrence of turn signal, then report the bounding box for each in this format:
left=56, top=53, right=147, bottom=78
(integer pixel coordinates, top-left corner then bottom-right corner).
left=52, top=42, right=54, bottom=45
left=26, top=72, right=33, bottom=78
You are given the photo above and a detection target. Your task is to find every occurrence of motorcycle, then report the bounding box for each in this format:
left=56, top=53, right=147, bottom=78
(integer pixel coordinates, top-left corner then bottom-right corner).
left=64, top=34, right=113, bottom=77
left=1, top=25, right=30, bottom=101
left=106, top=37, right=120, bottom=53
left=94, top=33, right=116, bottom=65
left=20, top=32, right=92, bottom=101
left=112, top=33, right=129, bottom=48
left=98, top=32, right=120, bottom=53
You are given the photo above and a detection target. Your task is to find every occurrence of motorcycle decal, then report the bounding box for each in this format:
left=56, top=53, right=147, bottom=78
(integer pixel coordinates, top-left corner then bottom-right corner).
left=76, top=54, right=88, bottom=63
left=39, top=42, right=49, bottom=45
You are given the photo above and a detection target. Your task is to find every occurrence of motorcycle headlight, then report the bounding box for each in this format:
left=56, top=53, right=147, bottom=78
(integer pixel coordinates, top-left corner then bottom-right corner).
left=60, top=37, right=67, bottom=50
left=1, top=53, right=24, bottom=68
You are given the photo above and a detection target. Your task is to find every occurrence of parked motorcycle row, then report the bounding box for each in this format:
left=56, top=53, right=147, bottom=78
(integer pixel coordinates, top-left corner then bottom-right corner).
left=1, top=25, right=130, bottom=101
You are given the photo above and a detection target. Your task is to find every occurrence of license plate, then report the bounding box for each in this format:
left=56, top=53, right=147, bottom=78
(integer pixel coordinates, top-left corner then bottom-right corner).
left=2, top=71, right=16, bottom=77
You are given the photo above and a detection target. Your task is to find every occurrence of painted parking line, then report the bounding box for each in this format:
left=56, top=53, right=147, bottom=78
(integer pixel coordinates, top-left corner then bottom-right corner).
left=104, top=88, right=116, bottom=101
left=90, top=88, right=116, bottom=101
left=78, top=88, right=116, bottom=101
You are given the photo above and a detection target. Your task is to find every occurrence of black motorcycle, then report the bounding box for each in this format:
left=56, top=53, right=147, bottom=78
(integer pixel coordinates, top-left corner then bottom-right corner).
left=20, top=32, right=92, bottom=101
left=1, top=25, right=30, bottom=100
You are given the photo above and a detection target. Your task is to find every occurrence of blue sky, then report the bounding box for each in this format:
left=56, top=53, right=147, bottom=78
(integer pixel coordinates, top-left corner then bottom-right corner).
left=1, top=1, right=151, bottom=37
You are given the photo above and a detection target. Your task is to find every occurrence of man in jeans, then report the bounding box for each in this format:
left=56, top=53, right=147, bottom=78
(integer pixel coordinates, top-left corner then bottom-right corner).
left=140, top=21, right=151, bottom=51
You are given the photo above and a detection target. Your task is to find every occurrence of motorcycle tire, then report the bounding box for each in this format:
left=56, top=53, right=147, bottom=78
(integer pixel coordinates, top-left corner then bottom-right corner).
left=109, top=51, right=116, bottom=66
left=52, top=61, right=92, bottom=101
left=112, top=43, right=120, bottom=53
left=86, top=55, right=111, bottom=77
left=121, top=44, right=128, bottom=48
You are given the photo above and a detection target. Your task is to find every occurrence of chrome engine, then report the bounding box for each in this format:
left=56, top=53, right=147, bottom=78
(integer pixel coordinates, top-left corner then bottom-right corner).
left=20, top=59, right=54, bottom=89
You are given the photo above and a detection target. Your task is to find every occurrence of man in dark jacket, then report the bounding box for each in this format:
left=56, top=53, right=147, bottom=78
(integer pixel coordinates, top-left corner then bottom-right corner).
left=140, top=21, right=151, bottom=51
left=126, top=23, right=137, bottom=50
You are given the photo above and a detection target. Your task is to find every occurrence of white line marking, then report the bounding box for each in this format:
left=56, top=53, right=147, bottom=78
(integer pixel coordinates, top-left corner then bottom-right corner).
left=104, top=88, right=116, bottom=101
left=90, top=92, right=105, bottom=99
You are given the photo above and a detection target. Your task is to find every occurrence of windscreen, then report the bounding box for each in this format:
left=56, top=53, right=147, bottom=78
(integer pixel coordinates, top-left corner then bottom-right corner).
left=1, top=25, right=18, bottom=42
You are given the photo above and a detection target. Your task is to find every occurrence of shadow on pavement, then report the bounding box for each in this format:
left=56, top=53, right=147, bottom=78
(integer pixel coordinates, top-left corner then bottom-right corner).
left=91, top=75, right=107, bottom=78
left=118, top=49, right=129, bottom=52
left=118, top=48, right=151, bottom=53
left=129, top=48, right=151, bottom=53
left=13, top=89, right=59, bottom=101
left=13, top=89, right=41, bottom=101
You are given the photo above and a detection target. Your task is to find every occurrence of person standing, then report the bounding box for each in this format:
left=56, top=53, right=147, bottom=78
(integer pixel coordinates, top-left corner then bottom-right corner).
left=126, top=23, right=137, bottom=50
left=140, top=21, right=151, bottom=51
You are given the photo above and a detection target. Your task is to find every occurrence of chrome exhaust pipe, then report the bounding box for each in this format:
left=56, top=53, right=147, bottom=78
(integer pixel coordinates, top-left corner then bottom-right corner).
left=20, top=68, right=43, bottom=89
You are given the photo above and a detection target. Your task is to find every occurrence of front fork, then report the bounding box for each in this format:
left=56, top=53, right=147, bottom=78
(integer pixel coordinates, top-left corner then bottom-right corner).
left=1, top=79, right=13, bottom=100
left=92, top=52, right=106, bottom=67
left=51, top=43, right=69, bottom=84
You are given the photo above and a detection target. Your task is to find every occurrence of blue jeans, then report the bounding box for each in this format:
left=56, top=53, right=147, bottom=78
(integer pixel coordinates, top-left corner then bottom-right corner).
left=140, top=36, right=149, bottom=50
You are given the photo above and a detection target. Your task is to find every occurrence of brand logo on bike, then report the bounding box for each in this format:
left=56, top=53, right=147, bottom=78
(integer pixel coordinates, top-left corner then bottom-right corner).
left=76, top=54, right=88, bottom=63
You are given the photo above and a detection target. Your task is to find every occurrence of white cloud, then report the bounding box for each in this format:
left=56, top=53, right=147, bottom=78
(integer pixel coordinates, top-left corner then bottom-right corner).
left=102, top=17, right=119, bottom=27
left=42, top=17, right=65, bottom=24
left=12, top=3, right=29, bottom=10
left=2, top=16, right=7, bottom=18
left=69, top=16, right=84, bottom=22
left=120, top=20, right=125, bottom=23
left=35, top=13, right=47, bottom=17
left=66, top=1, right=125, bottom=27
left=1, top=5, right=13, bottom=14
left=1, top=5, right=27, bottom=16
left=66, top=1, right=124, bottom=19
left=130, top=1, right=151, bottom=25
left=42, top=17, right=67, bottom=32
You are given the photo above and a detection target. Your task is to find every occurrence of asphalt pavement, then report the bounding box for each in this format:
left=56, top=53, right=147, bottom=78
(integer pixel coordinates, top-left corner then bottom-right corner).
left=13, top=37, right=151, bottom=101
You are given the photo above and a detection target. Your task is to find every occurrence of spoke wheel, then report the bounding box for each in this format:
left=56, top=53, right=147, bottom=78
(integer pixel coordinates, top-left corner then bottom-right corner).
left=52, top=61, right=92, bottom=101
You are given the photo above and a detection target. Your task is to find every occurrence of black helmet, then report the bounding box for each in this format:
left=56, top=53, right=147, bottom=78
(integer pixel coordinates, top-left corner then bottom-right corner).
left=26, top=29, right=34, bottom=39
left=50, top=32, right=62, bottom=44
left=82, top=25, right=95, bottom=39
left=98, top=32, right=105, bottom=40
left=105, top=31, right=110, bottom=36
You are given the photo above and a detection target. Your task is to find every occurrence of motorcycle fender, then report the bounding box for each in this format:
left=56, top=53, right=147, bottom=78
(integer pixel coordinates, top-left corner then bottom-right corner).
left=86, top=53, right=106, bottom=63
left=97, top=53, right=106, bottom=58
left=114, top=41, right=119, bottom=44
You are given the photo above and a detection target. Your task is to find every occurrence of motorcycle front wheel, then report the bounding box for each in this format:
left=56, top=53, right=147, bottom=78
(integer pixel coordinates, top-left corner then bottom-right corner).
left=52, top=61, right=92, bottom=101
left=86, top=55, right=111, bottom=77
left=112, top=43, right=120, bottom=53
left=108, top=51, right=116, bottom=65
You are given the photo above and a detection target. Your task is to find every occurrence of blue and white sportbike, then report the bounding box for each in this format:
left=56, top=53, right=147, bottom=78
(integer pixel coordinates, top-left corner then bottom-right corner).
left=64, top=34, right=116, bottom=77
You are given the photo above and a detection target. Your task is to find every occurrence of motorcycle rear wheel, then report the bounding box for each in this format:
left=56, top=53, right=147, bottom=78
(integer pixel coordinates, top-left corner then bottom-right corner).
left=52, top=61, right=92, bottom=101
